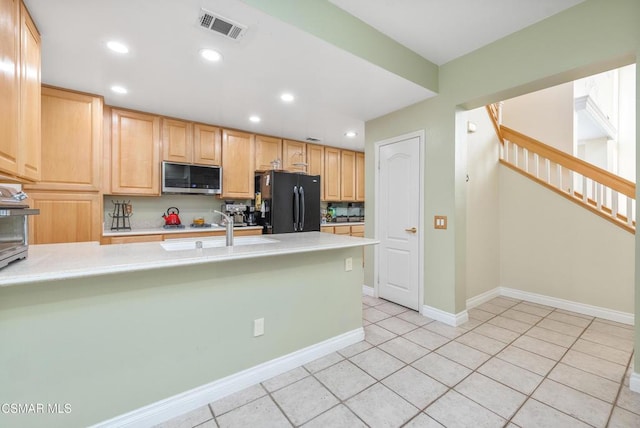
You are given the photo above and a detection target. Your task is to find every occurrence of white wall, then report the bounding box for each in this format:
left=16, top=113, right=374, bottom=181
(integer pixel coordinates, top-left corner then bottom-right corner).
left=617, top=64, right=636, bottom=181
left=499, top=166, right=635, bottom=313
left=502, top=82, right=575, bottom=154
left=465, top=108, right=500, bottom=300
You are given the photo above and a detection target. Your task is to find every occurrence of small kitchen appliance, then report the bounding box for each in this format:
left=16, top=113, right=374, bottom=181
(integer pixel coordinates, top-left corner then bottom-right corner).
left=162, top=207, right=182, bottom=226
left=0, top=186, right=40, bottom=269
left=162, top=161, right=222, bottom=195
left=220, top=203, right=247, bottom=227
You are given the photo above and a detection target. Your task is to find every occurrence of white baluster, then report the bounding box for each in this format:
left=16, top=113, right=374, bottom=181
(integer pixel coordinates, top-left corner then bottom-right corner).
left=514, top=144, right=519, bottom=168
left=504, top=140, right=510, bottom=162
left=524, top=148, right=529, bottom=173
left=596, top=183, right=602, bottom=210
left=582, top=176, right=588, bottom=203
left=545, top=159, right=551, bottom=184
left=611, top=191, right=618, bottom=219
left=556, top=164, right=562, bottom=190
left=627, top=198, right=634, bottom=226
left=534, top=154, right=540, bottom=179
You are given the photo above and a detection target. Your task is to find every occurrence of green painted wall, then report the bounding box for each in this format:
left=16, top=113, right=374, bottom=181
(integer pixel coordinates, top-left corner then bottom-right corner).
left=364, top=0, right=639, bottom=315
left=0, top=248, right=362, bottom=427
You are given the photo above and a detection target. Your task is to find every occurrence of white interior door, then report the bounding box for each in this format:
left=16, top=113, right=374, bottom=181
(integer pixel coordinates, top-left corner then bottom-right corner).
left=377, top=136, right=421, bottom=310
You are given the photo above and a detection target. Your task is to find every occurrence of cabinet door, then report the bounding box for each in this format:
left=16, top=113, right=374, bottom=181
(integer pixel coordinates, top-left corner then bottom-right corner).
left=111, top=109, right=161, bottom=195
left=108, top=235, right=163, bottom=245
left=355, top=151, right=365, bottom=202
left=282, top=140, right=306, bottom=172
left=18, top=2, right=41, bottom=181
left=307, top=144, right=324, bottom=200
left=0, top=0, right=20, bottom=176
left=333, top=225, right=351, bottom=235
left=340, top=150, right=356, bottom=201
left=193, top=123, right=221, bottom=165
left=28, top=87, right=103, bottom=191
left=162, top=118, right=192, bottom=163
left=28, top=191, right=102, bottom=244
left=255, top=135, right=282, bottom=171
left=324, top=147, right=340, bottom=201
left=221, top=129, right=254, bottom=198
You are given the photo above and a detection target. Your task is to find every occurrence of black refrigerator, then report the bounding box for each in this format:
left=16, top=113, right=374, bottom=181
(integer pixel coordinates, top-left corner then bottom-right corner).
left=256, top=171, right=321, bottom=234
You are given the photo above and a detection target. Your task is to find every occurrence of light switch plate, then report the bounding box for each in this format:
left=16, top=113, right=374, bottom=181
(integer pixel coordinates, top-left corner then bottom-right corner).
left=434, top=215, right=447, bottom=230
left=345, top=257, right=353, bottom=271
left=253, top=318, right=264, bottom=337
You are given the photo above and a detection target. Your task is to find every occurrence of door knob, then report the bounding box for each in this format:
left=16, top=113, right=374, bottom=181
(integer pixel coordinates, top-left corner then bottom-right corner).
left=405, top=227, right=417, bottom=233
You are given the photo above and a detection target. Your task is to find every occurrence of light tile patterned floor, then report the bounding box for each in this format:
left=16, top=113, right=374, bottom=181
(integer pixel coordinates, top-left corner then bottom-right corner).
left=156, top=296, right=639, bottom=428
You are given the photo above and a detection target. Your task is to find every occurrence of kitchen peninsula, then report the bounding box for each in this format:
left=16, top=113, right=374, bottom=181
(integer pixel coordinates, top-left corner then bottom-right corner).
left=0, top=232, right=376, bottom=428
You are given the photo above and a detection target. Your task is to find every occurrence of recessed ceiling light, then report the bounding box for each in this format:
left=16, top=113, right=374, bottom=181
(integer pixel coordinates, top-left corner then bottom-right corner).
left=110, top=85, right=128, bottom=94
left=106, top=41, right=129, bottom=54
left=249, top=115, right=261, bottom=123
left=200, top=48, right=222, bottom=62
left=280, top=93, right=295, bottom=102
left=344, top=131, right=358, bottom=138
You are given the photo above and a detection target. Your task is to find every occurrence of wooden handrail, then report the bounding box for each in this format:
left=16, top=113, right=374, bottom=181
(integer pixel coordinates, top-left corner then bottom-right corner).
left=500, top=125, right=636, bottom=199
left=485, top=104, right=503, bottom=144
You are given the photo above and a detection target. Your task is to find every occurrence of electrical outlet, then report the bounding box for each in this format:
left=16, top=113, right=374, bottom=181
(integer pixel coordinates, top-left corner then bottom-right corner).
left=253, top=318, right=264, bottom=337
left=345, top=257, right=353, bottom=271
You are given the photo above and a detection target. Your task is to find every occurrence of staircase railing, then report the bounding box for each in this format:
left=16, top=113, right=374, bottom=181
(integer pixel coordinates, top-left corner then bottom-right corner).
left=486, top=103, right=636, bottom=233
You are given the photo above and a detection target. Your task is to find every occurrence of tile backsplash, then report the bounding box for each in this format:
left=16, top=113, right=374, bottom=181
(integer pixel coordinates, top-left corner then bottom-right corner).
left=103, top=195, right=250, bottom=230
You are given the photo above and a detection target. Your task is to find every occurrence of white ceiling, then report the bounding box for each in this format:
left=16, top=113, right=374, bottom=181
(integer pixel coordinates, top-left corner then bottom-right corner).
left=330, top=0, right=585, bottom=66
left=24, top=0, right=583, bottom=151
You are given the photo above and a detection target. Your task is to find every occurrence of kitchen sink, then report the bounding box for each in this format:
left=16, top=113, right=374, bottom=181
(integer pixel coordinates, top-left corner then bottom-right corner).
left=160, top=236, right=277, bottom=251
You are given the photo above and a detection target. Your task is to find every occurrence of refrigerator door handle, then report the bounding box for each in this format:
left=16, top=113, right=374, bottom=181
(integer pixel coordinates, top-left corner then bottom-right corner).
left=299, top=186, right=305, bottom=231
left=293, top=185, right=299, bottom=231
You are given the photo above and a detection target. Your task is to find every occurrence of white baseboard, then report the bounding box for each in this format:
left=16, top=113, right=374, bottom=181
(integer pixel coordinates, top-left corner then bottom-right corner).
left=630, top=372, right=640, bottom=393
left=362, top=285, right=375, bottom=297
left=422, top=304, right=469, bottom=327
left=466, top=287, right=501, bottom=309
left=500, top=287, right=634, bottom=325
left=92, top=328, right=364, bottom=428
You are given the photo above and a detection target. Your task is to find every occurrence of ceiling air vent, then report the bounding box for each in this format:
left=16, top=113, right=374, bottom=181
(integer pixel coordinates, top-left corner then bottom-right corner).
left=199, top=9, right=247, bottom=40
left=306, top=137, right=321, bottom=143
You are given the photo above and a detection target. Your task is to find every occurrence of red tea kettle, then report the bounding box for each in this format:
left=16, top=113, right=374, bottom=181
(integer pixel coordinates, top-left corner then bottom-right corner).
left=162, top=207, right=181, bottom=226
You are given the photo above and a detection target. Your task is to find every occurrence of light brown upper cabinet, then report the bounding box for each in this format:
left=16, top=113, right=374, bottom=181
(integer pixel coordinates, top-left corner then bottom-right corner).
left=355, top=151, right=365, bottom=202
left=110, top=108, right=161, bottom=195
left=324, top=147, right=340, bottom=201
left=221, top=129, right=254, bottom=199
left=162, top=119, right=221, bottom=166
left=0, top=0, right=20, bottom=178
left=255, top=135, right=282, bottom=171
left=282, top=140, right=306, bottom=173
left=340, top=150, right=356, bottom=201
left=27, top=87, right=103, bottom=191
left=0, top=0, right=41, bottom=182
left=161, top=118, right=193, bottom=164
left=18, top=1, right=41, bottom=182
left=193, top=123, right=221, bottom=165
left=306, top=144, right=324, bottom=199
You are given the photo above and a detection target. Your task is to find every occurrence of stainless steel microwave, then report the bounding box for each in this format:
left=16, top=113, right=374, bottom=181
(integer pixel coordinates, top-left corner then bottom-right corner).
left=161, top=161, right=222, bottom=195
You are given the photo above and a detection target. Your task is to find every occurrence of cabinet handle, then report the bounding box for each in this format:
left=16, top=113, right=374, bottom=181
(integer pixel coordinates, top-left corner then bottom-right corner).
left=405, top=227, right=417, bottom=233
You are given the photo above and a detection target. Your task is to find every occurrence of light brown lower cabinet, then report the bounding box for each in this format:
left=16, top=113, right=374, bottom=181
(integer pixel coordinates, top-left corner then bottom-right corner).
left=101, top=228, right=262, bottom=244
left=28, top=191, right=102, bottom=244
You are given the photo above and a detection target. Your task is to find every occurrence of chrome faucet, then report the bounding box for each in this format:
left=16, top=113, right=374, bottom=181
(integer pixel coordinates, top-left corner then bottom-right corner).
left=214, top=210, right=233, bottom=246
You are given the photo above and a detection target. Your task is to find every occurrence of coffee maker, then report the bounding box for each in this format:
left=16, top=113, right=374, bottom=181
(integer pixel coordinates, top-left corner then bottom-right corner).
left=220, top=203, right=247, bottom=226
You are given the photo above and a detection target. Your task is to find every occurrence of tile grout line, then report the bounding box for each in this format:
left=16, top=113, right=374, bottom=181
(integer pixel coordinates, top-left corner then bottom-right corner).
left=193, top=297, right=634, bottom=428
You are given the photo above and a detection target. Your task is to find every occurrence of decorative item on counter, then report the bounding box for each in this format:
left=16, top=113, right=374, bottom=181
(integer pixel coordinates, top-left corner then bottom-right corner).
left=162, top=207, right=183, bottom=228
left=109, top=200, right=132, bottom=231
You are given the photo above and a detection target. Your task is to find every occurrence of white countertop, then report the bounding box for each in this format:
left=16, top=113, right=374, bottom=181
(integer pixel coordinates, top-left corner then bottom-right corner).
left=103, top=225, right=264, bottom=237
left=0, top=232, right=377, bottom=287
